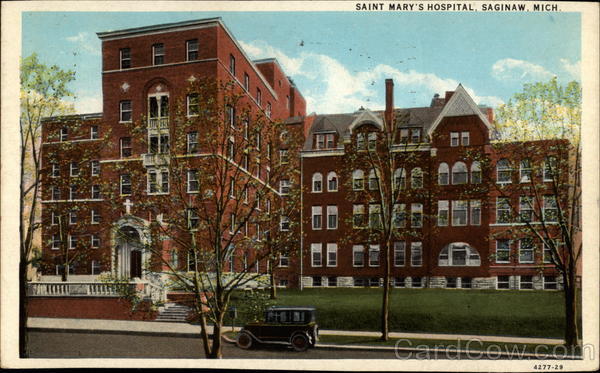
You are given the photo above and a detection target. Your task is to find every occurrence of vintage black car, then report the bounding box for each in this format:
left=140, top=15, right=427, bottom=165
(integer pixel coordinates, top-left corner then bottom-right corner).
left=236, top=306, right=318, bottom=351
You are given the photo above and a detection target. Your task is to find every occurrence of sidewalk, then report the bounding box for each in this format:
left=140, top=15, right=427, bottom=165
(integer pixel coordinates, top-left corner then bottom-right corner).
left=28, top=317, right=564, bottom=345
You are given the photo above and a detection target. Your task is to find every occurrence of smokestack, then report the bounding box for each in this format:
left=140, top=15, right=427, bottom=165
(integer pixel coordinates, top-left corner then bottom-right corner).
left=385, top=78, right=394, bottom=130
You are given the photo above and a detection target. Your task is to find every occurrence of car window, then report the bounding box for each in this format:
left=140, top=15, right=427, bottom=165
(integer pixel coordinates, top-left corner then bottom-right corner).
left=292, top=311, right=305, bottom=322
left=266, top=312, right=276, bottom=323
left=279, top=311, right=288, bottom=323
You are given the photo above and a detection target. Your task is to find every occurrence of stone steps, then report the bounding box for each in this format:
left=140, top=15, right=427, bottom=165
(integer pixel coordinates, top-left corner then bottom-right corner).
left=155, top=303, right=192, bottom=323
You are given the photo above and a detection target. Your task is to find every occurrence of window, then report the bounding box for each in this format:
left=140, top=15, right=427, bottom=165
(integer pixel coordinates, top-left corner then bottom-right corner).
left=255, top=131, right=261, bottom=150
left=312, top=172, right=323, bottom=192
left=229, top=54, right=235, bottom=75
left=120, top=137, right=132, bottom=158
left=352, top=245, right=364, bottom=267
left=153, top=43, right=164, bottom=65
left=311, top=243, right=322, bottom=267
left=120, top=174, right=131, bottom=195
left=242, top=154, right=249, bottom=170
left=519, top=238, right=534, bottom=263
left=496, top=197, right=511, bottom=224
left=543, top=276, right=558, bottom=290
left=327, top=243, right=337, bottom=267
left=411, top=277, right=423, bottom=288
left=51, top=163, right=60, bottom=178
left=279, top=179, right=290, bottom=195
left=353, top=204, right=365, bottom=228
left=280, top=215, right=290, bottom=231
left=91, top=209, right=100, bottom=224
left=438, top=243, right=480, bottom=266
left=352, top=169, right=364, bottom=190
left=51, top=211, right=59, bottom=225
left=244, top=73, right=250, bottom=91
left=230, top=213, right=236, bottom=233
left=187, top=208, right=199, bottom=230
left=356, top=133, right=366, bottom=150
left=369, top=204, right=382, bottom=229
left=470, top=200, right=481, bottom=225
left=519, top=275, right=534, bottom=290
left=266, top=102, right=272, bottom=118
left=312, top=206, right=322, bottom=230
left=51, top=234, right=60, bottom=250
left=91, top=185, right=101, bottom=199
left=60, top=127, right=68, bottom=141
left=471, top=162, right=482, bottom=184
left=452, top=162, right=468, bottom=184
left=497, top=275, right=510, bottom=289
left=438, top=163, right=449, bottom=185
left=520, top=159, right=532, bottom=183
left=543, top=195, right=558, bottom=222
left=367, top=132, right=377, bottom=151
left=69, top=185, right=77, bottom=200
left=411, top=128, right=421, bottom=143
left=394, top=168, right=406, bottom=190
left=496, top=239, right=510, bottom=263
left=519, top=196, right=534, bottom=222
left=411, top=203, right=423, bottom=228
left=315, top=134, right=325, bottom=149
left=394, top=277, right=406, bottom=288
left=368, top=245, right=380, bottom=267
left=187, top=132, right=198, bottom=154
left=186, top=39, right=198, bottom=61
left=51, top=186, right=60, bottom=201
left=69, top=211, right=77, bottom=225
left=187, top=170, right=199, bottom=193
left=327, top=205, right=338, bottom=229
left=393, top=203, right=406, bottom=228
left=148, top=171, right=158, bottom=194
left=149, top=95, right=169, bottom=118
left=411, top=167, right=423, bottom=189
left=543, top=242, right=554, bottom=264
left=496, top=159, right=512, bottom=183
left=452, top=200, right=468, bottom=226
left=70, top=162, right=79, bottom=177
left=400, top=128, right=409, bottom=143
left=461, top=131, right=470, bottom=146
left=256, top=88, right=261, bottom=106
left=446, top=277, right=457, bottom=288
left=69, top=235, right=77, bottom=249
left=461, top=277, right=472, bottom=289
left=327, top=172, right=338, bottom=191
left=90, top=125, right=98, bottom=139
left=267, top=143, right=272, bottom=160
left=91, top=161, right=100, bottom=176
left=312, top=276, right=322, bottom=287
left=187, top=94, right=199, bottom=116
left=229, top=177, right=236, bottom=198
left=226, top=105, right=235, bottom=128
left=279, top=149, right=289, bottom=164
left=368, top=169, right=379, bottom=190
left=243, top=118, right=249, bottom=139
left=91, top=235, right=100, bottom=249
left=438, top=200, right=449, bottom=226
left=279, top=254, right=289, bottom=267
left=227, top=139, right=234, bottom=159
left=120, top=48, right=131, bottom=69
left=411, top=242, right=422, bottom=266
left=544, top=156, right=557, bottom=182
left=327, top=277, right=337, bottom=287
left=394, top=242, right=406, bottom=266
left=326, top=134, right=335, bottom=148
left=450, top=132, right=459, bottom=146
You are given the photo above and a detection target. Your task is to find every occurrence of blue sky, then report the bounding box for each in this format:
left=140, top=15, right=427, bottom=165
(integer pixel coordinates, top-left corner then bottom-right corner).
left=22, top=11, right=581, bottom=115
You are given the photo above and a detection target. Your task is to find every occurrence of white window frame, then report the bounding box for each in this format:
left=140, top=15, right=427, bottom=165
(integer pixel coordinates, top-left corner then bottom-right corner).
left=68, top=234, right=77, bottom=250
left=279, top=179, right=290, bottom=195
left=411, top=203, right=423, bottom=228
left=91, top=209, right=100, bottom=224
left=279, top=215, right=290, bottom=232
left=120, top=174, right=132, bottom=196
left=543, top=275, right=558, bottom=290
left=353, top=204, right=365, bottom=229
left=91, top=260, right=101, bottom=274
left=69, top=211, right=77, bottom=225
left=496, top=159, right=512, bottom=184
left=326, top=243, right=337, bottom=267
left=187, top=170, right=199, bottom=193
left=438, top=200, right=449, bottom=226
left=452, top=200, right=468, bottom=226
left=471, top=161, right=482, bottom=184
left=411, top=242, right=422, bottom=266
left=120, top=101, right=132, bottom=123
left=495, top=239, right=510, bottom=263
left=393, top=203, right=406, bottom=228
left=91, top=234, right=100, bottom=248
left=369, top=204, right=382, bottom=229
left=327, top=205, right=338, bottom=230
left=496, top=197, right=511, bottom=224
left=368, top=245, right=380, bottom=267
left=120, top=137, right=132, bottom=158
left=520, top=159, right=532, bottom=183
left=393, top=241, right=406, bottom=267
left=51, top=234, right=60, bottom=250
left=119, top=47, right=131, bottom=69
left=450, top=132, right=459, bottom=147
left=352, top=169, right=364, bottom=190
left=461, top=131, right=470, bottom=146
left=90, top=125, right=98, bottom=139
left=543, top=195, right=558, bottom=222
left=60, top=127, right=68, bottom=141
left=187, top=131, right=198, bottom=154
left=438, top=163, right=449, bottom=185
left=91, top=185, right=100, bottom=199
left=311, top=243, right=322, bottom=267
left=470, top=200, right=481, bottom=226
left=312, top=206, right=322, bottom=230
left=411, top=167, right=423, bottom=189
left=519, top=238, right=535, bottom=264
left=352, top=245, right=365, bottom=267
left=519, top=196, right=534, bottom=223
left=279, top=149, right=289, bottom=165
left=312, top=172, right=323, bottom=193
left=91, top=160, right=100, bottom=176
left=519, top=275, right=534, bottom=290
left=186, top=39, right=199, bottom=61
left=153, top=43, right=165, bottom=65
left=544, top=157, right=556, bottom=182
left=327, top=171, right=338, bottom=192
left=452, top=162, right=468, bottom=185
left=187, top=94, right=199, bottom=117
left=70, top=162, right=79, bottom=177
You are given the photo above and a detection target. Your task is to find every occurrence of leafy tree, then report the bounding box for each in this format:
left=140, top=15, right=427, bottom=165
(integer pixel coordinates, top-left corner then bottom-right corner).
left=19, top=53, right=75, bottom=357
left=490, top=77, right=581, bottom=347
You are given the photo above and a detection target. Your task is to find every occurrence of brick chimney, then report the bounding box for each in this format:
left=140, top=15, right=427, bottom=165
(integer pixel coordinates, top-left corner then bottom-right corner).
left=385, top=79, right=394, bottom=130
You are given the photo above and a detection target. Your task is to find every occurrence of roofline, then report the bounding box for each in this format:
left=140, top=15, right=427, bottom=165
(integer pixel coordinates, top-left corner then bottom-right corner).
left=96, top=17, right=222, bottom=39
left=41, top=113, right=103, bottom=122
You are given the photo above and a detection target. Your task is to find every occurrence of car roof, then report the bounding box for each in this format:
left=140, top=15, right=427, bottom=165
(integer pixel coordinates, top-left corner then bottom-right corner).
left=266, top=306, right=316, bottom=311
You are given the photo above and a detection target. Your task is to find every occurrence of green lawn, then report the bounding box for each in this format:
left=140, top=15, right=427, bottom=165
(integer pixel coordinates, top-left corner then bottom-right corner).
left=266, top=288, right=569, bottom=339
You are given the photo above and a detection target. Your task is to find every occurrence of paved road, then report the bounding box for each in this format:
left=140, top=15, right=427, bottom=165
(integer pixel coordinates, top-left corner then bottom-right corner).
left=28, top=330, right=404, bottom=359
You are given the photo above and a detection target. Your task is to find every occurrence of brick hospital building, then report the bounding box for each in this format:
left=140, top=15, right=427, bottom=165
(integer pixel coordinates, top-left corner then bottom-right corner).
left=36, top=17, right=569, bottom=305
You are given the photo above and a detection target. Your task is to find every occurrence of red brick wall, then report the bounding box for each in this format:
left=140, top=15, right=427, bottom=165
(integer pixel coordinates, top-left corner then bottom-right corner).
left=27, top=297, right=156, bottom=320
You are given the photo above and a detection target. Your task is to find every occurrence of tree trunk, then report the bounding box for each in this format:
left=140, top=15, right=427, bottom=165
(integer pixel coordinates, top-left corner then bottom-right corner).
left=270, top=262, right=277, bottom=299
left=380, top=240, right=391, bottom=341
left=197, top=304, right=211, bottom=357
left=563, top=271, right=579, bottom=347
left=19, top=259, right=29, bottom=357
left=209, top=315, right=224, bottom=358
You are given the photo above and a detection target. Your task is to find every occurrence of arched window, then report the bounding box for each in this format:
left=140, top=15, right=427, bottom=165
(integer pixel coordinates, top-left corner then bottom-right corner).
left=438, top=163, right=449, bottom=185
left=394, top=168, right=406, bottom=190
left=327, top=171, right=338, bottom=192
left=452, top=162, right=468, bottom=184
left=471, top=162, right=482, bottom=184
left=438, top=243, right=481, bottom=266
left=411, top=168, right=423, bottom=189
left=312, top=172, right=323, bottom=192
left=368, top=169, right=379, bottom=191
left=352, top=169, right=364, bottom=190
left=496, top=159, right=512, bottom=183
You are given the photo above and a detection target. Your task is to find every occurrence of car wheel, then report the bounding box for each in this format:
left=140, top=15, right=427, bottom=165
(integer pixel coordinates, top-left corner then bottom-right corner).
left=290, top=333, right=309, bottom=352
left=236, top=332, right=253, bottom=350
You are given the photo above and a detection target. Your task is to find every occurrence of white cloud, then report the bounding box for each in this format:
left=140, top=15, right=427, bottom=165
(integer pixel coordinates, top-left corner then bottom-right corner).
left=240, top=39, right=503, bottom=113
left=70, top=94, right=102, bottom=113
left=560, top=58, right=580, bottom=80
left=65, top=32, right=101, bottom=56
left=491, top=58, right=555, bottom=82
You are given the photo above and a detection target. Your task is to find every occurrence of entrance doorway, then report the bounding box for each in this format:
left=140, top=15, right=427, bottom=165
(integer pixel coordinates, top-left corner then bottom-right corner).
left=116, top=226, right=143, bottom=279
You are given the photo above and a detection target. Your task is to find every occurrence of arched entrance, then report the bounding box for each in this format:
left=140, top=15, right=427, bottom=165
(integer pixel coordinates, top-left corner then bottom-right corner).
left=116, top=226, right=143, bottom=279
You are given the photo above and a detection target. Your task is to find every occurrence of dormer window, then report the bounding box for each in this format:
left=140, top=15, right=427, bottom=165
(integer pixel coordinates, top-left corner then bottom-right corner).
left=367, top=133, right=377, bottom=151
left=315, top=134, right=325, bottom=150
left=400, top=129, right=409, bottom=143
left=411, top=128, right=421, bottom=143
left=450, top=132, right=460, bottom=147
left=326, top=134, right=335, bottom=148
left=153, top=44, right=164, bottom=65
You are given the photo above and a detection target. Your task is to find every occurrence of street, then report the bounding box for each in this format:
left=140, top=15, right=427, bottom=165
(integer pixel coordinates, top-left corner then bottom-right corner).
left=27, top=330, right=404, bottom=359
